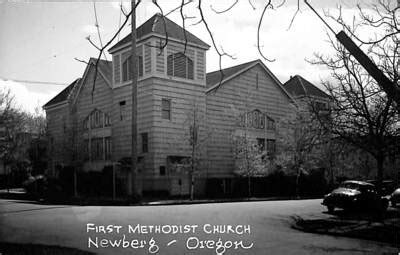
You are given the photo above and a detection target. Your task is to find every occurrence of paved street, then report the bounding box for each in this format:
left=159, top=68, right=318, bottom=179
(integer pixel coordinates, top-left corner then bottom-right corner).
left=0, top=199, right=397, bottom=254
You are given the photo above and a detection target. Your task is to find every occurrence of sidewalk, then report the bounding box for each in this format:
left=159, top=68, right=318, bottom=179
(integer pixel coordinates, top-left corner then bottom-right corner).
left=292, top=207, right=400, bottom=246
left=0, top=189, right=321, bottom=206
left=142, top=196, right=304, bottom=205
left=0, top=188, right=29, bottom=200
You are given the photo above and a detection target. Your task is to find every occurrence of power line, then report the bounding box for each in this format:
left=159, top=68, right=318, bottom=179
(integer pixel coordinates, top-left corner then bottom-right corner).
left=0, top=77, right=68, bottom=86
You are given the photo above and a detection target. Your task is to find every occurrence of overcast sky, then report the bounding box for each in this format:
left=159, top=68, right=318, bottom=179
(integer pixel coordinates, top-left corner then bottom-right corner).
left=0, top=0, right=384, bottom=113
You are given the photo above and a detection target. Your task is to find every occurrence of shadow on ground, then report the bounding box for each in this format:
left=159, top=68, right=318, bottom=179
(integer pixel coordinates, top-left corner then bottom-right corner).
left=323, top=207, right=400, bottom=221
left=292, top=207, right=400, bottom=246
left=0, top=242, right=95, bottom=255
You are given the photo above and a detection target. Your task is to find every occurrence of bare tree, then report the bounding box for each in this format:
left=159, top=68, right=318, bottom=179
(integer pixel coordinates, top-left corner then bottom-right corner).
left=310, top=20, right=399, bottom=192
left=0, top=89, right=29, bottom=190
left=321, top=0, right=400, bottom=110
left=231, top=89, right=271, bottom=198
left=182, top=100, right=209, bottom=200
left=275, top=105, right=324, bottom=197
left=233, top=133, right=268, bottom=198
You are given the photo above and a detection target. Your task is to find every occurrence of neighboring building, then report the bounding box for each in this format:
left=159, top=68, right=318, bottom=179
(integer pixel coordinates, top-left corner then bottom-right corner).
left=283, top=75, right=331, bottom=112
left=283, top=75, right=399, bottom=183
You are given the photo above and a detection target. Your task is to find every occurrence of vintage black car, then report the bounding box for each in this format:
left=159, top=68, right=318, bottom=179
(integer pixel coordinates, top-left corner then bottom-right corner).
left=390, top=188, right=400, bottom=207
left=322, top=180, right=389, bottom=213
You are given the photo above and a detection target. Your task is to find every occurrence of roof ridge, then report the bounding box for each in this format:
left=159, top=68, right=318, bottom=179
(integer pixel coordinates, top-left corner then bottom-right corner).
left=43, top=78, right=80, bottom=108
left=109, top=14, right=209, bottom=53
left=283, top=74, right=330, bottom=99
left=297, top=75, right=308, bottom=95
left=206, top=59, right=259, bottom=75
left=152, top=14, right=159, bottom=33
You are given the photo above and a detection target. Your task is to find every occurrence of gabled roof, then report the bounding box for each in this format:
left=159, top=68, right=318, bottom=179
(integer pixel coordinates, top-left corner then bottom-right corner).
left=283, top=75, right=329, bottom=99
left=206, top=60, right=258, bottom=88
left=43, top=78, right=80, bottom=109
left=43, top=58, right=112, bottom=110
left=71, top=58, right=112, bottom=106
left=96, top=58, right=112, bottom=83
left=109, top=14, right=210, bottom=53
left=205, top=59, right=296, bottom=105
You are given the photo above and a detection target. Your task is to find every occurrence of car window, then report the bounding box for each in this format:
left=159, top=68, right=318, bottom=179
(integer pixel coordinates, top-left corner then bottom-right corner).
left=339, top=182, right=360, bottom=190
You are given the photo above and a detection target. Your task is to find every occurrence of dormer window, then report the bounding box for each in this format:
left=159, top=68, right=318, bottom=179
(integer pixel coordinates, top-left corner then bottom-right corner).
left=167, top=52, right=194, bottom=80
left=122, top=55, right=143, bottom=82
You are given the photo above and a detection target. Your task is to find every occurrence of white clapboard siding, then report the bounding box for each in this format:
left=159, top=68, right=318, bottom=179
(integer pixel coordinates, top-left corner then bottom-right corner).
left=206, top=64, right=293, bottom=177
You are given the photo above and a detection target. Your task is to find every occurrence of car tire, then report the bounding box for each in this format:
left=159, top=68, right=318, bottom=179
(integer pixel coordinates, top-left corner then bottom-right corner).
left=327, top=206, right=334, bottom=213
left=381, top=200, right=389, bottom=211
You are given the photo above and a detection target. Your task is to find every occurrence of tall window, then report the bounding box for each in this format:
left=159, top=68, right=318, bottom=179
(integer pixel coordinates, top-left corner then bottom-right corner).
left=256, top=73, right=259, bottom=89
left=91, top=138, right=103, bottom=160
left=141, top=133, right=148, bottom=153
left=122, top=55, right=143, bottom=82
left=267, top=117, right=275, bottom=130
left=257, top=138, right=265, bottom=151
left=105, top=137, right=112, bottom=160
left=266, top=139, right=276, bottom=156
left=161, top=98, right=171, bottom=120
left=88, top=137, right=112, bottom=161
left=159, top=166, right=166, bottom=176
left=83, top=139, right=89, bottom=160
left=119, top=101, right=126, bottom=121
left=167, top=52, right=194, bottom=79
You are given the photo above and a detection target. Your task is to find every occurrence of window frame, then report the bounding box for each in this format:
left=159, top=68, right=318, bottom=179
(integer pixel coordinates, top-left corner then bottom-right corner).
left=159, top=166, right=166, bottom=176
left=121, top=55, right=143, bottom=82
left=141, top=133, right=148, bottom=153
left=167, top=52, right=194, bottom=80
left=161, top=98, right=171, bottom=120
left=267, top=117, right=276, bottom=131
left=105, top=137, right=112, bottom=160
left=266, top=139, right=276, bottom=156
left=257, top=138, right=265, bottom=151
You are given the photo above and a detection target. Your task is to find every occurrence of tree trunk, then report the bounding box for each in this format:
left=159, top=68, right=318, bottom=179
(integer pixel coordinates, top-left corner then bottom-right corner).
left=190, top=175, right=194, bottom=201
left=295, top=167, right=301, bottom=199
left=73, top=167, right=77, bottom=197
left=248, top=174, right=251, bottom=199
left=5, top=161, right=9, bottom=193
left=130, top=0, right=140, bottom=200
left=376, top=154, right=384, bottom=194
left=189, top=109, right=196, bottom=201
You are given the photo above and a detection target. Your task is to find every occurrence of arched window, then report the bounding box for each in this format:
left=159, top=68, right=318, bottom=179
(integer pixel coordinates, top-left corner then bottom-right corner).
left=167, top=52, right=194, bottom=79
left=83, top=109, right=112, bottom=130
left=122, top=55, right=143, bottom=82
left=238, top=110, right=275, bottom=130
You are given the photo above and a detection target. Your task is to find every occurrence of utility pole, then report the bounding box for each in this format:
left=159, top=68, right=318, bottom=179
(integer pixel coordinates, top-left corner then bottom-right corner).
left=190, top=107, right=197, bottom=200
left=304, top=0, right=400, bottom=113
left=130, top=0, right=140, bottom=199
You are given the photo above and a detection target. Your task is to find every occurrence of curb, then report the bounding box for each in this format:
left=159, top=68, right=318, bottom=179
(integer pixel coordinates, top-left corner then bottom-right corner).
left=291, top=215, right=400, bottom=246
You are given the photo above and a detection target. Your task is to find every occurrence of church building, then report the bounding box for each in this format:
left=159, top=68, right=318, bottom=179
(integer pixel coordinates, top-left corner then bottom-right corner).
left=44, top=14, right=297, bottom=196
